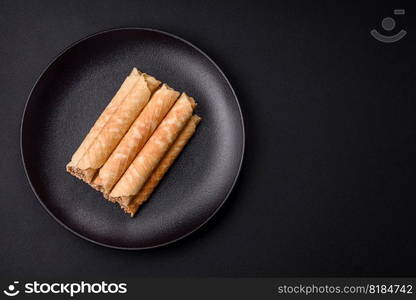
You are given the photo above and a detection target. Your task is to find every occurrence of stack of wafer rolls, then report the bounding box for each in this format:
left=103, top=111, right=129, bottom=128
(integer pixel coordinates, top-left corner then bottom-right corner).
left=67, top=68, right=201, bottom=217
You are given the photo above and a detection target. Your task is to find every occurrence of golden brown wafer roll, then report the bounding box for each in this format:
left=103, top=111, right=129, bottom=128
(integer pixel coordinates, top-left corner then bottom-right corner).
left=109, top=93, right=197, bottom=205
left=92, top=84, right=180, bottom=194
left=66, top=68, right=140, bottom=170
left=67, top=72, right=161, bottom=183
left=123, top=115, right=201, bottom=216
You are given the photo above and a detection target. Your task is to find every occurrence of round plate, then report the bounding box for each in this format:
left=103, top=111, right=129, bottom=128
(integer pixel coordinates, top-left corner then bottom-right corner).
left=21, top=28, right=245, bottom=249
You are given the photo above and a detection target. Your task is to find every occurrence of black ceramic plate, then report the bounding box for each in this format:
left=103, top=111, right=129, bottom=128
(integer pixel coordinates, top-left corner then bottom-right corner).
left=21, top=28, right=244, bottom=249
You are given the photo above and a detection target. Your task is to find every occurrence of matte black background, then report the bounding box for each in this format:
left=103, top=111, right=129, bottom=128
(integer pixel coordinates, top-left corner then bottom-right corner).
left=1, top=0, right=415, bottom=277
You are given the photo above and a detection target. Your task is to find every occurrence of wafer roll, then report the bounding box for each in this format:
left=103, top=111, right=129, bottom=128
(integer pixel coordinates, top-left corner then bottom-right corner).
left=67, top=68, right=140, bottom=170
left=109, top=93, right=197, bottom=205
left=67, top=72, right=161, bottom=183
left=92, top=84, right=180, bottom=194
left=124, top=115, right=201, bottom=216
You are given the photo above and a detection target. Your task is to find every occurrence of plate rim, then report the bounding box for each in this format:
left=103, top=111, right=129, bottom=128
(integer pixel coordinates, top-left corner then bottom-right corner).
left=20, top=27, right=246, bottom=250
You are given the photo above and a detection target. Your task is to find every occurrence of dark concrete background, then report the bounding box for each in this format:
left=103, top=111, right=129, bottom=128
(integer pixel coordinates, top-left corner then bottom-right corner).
left=0, top=0, right=415, bottom=277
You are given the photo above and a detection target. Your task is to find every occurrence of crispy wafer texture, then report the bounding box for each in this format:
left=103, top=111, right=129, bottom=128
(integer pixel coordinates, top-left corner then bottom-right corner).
left=122, top=115, right=201, bottom=216
left=66, top=68, right=140, bottom=171
left=67, top=70, right=160, bottom=183
left=92, top=84, right=180, bottom=194
left=109, top=93, right=196, bottom=206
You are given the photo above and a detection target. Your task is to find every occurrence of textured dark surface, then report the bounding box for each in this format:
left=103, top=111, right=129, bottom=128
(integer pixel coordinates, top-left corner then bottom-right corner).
left=21, top=28, right=244, bottom=249
left=1, top=0, right=416, bottom=277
